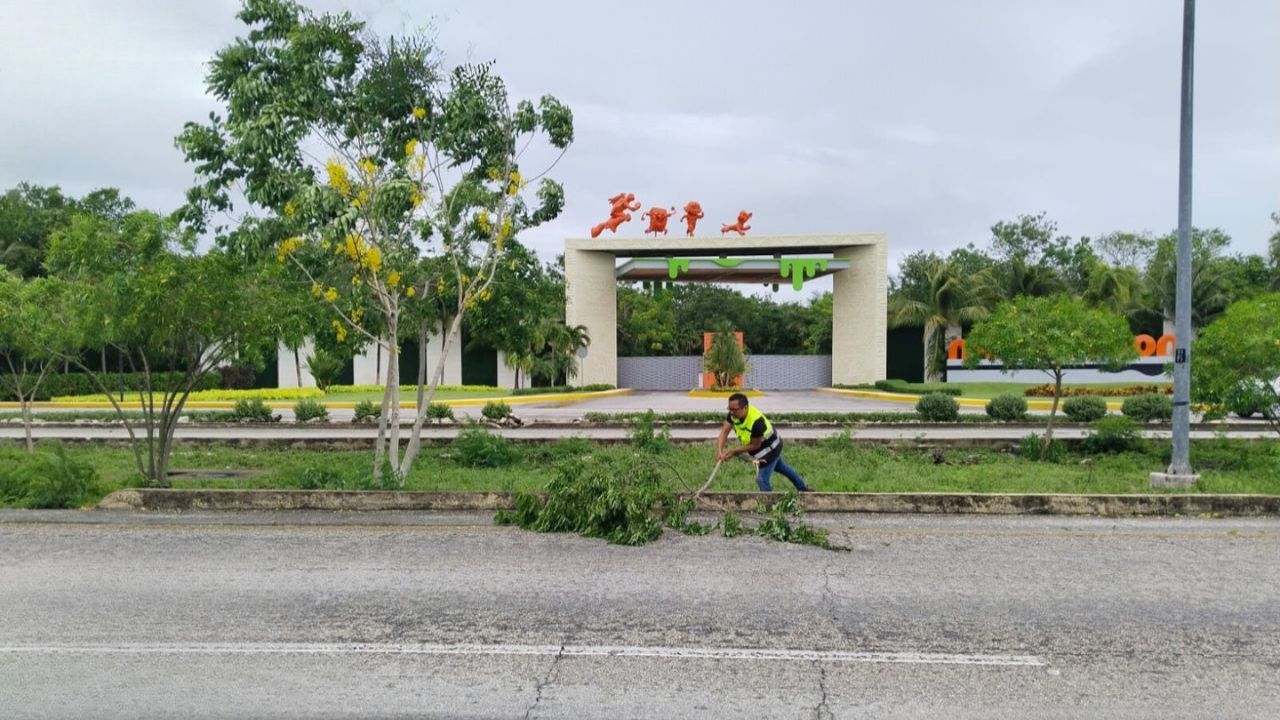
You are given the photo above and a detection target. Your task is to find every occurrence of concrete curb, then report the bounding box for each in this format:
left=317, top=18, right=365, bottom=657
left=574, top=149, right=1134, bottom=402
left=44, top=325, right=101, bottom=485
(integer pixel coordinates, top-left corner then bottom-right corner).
left=97, top=488, right=1280, bottom=517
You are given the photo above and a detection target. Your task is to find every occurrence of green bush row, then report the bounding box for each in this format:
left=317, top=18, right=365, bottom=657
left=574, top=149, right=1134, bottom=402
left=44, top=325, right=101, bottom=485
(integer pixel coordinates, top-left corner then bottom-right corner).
left=1, top=371, right=222, bottom=402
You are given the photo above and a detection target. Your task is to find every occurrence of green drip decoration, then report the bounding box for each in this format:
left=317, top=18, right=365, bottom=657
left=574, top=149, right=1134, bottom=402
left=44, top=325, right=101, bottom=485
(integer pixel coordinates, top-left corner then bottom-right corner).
left=777, top=258, right=829, bottom=291
left=665, top=257, right=691, bottom=279
left=712, top=258, right=745, bottom=268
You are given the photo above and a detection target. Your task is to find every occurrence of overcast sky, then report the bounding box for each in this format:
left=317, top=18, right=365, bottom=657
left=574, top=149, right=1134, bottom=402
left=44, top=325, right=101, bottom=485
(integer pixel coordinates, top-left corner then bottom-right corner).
left=2, top=0, right=1277, bottom=302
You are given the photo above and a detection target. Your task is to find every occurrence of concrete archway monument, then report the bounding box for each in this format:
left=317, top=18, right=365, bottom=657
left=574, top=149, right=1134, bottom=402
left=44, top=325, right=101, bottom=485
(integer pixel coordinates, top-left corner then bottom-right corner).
left=564, top=234, right=888, bottom=387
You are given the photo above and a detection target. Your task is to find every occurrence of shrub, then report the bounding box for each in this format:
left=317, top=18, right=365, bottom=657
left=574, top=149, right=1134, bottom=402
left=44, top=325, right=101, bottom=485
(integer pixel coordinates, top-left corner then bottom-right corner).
left=1062, top=396, right=1107, bottom=423
left=1121, top=393, right=1173, bottom=423
left=427, top=402, right=455, bottom=423
left=494, top=456, right=674, bottom=545
left=450, top=427, right=521, bottom=468
left=293, top=398, right=329, bottom=423
left=0, top=445, right=96, bottom=508
left=481, top=400, right=513, bottom=421
left=305, top=350, right=346, bottom=391
left=626, top=409, right=673, bottom=453
left=353, top=400, right=380, bottom=423
left=231, top=398, right=274, bottom=423
left=704, top=328, right=749, bottom=389
left=1017, top=433, right=1066, bottom=462
left=985, top=393, right=1028, bottom=422
left=1083, top=416, right=1142, bottom=455
left=915, top=393, right=959, bottom=422
left=3, top=371, right=222, bottom=402
left=1226, top=382, right=1269, bottom=419
left=217, top=364, right=258, bottom=390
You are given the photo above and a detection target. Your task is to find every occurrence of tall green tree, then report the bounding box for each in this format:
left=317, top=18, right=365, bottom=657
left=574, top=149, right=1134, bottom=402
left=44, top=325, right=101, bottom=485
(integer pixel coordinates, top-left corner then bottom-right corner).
left=888, top=256, right=988, bottom=383
left=1192, top=293, right=1280, bottom=436
left=0, top=184, right=135, bottom=278
left=1145, top=228, right=1235, bottom=330
left=0, top=274, right=71, bottom=453
left=43, top=210, right=277, bottom=485
left=176, top=0, right=573, bottom=481
left=964, top=295, right=1136, bottom=457
left=617, top=285, right=678, bottom=357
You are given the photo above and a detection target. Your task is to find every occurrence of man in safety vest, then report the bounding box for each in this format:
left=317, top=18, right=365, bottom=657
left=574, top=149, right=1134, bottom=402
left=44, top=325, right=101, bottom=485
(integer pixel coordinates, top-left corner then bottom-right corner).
left=716, top=393, right=812, bottom=492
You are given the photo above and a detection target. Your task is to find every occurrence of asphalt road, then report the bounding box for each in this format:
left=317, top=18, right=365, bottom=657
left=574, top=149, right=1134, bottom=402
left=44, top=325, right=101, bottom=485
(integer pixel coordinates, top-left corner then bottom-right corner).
left=2, top=511, right=1278, bottom=719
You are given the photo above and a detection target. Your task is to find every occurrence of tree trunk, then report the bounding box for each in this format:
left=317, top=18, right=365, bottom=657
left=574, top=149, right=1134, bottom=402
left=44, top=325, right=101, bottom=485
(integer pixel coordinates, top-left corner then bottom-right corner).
left=415, top=319, right=429, bottom=412
left=1042, top=370, right=1063, bottom=459
left=294, top=348, right=303, bottom=387
left=20, top=396, right=34, bottom=455
left=400, top=311, right=464, bottom=475
left=923, top=329, right=941, bottom=384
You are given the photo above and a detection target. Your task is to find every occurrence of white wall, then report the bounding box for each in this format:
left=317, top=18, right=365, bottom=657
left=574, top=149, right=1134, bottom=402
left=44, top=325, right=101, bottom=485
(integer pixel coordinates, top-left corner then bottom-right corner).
left=276, top=339, right=317, bottom=389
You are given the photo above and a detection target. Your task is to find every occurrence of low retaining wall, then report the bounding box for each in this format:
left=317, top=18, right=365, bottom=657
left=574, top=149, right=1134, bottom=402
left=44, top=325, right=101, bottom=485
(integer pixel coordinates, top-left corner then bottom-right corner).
left=98, top=488, right=1280, bottom=517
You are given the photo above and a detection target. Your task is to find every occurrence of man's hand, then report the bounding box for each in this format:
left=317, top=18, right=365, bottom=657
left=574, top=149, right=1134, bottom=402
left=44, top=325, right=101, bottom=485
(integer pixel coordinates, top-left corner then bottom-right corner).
left=717, top=451, right=734, bottom=462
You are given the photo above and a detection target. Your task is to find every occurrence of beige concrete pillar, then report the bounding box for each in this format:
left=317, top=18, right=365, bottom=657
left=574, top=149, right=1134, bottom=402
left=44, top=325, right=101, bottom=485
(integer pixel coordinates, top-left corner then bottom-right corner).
left=564, top=247, right=617, bottom=386
left=832, top=241, right=888, bottom=384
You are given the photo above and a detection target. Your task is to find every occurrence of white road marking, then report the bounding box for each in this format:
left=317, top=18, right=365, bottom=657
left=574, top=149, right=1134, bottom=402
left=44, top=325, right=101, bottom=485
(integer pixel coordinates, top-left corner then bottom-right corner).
left=0, top=642, right=1043, bottom=667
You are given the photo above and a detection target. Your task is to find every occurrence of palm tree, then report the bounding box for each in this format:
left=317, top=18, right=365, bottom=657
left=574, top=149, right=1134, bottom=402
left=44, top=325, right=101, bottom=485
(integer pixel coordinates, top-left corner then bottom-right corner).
left=540, top=321, right=590, bottom=387
left=888, top=258, right=989, bottom=383
left=986, top=255, right=1067, bottom=301
left=1083, top=262, right=1146, bottom=329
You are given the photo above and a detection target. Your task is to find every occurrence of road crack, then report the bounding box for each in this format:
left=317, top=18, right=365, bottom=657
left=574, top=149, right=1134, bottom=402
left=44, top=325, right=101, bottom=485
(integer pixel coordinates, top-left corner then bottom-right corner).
left=523, top=644, right=564, bottom=720
left=812, top=660, right=833, bottom=720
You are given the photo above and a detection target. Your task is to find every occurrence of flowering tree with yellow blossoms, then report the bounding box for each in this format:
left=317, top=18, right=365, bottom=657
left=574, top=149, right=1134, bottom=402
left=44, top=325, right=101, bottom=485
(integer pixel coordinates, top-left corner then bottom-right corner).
left=177, top=0, right=572, bottom=481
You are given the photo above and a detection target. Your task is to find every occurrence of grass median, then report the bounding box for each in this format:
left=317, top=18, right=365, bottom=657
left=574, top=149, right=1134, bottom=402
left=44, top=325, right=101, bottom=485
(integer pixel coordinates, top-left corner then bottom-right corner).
left=3, top=434, right=1278, bottom=509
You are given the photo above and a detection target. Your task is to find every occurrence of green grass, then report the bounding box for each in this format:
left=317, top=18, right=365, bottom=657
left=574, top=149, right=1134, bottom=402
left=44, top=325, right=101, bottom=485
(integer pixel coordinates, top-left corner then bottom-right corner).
left=4, top=436, right=1277, bottom=509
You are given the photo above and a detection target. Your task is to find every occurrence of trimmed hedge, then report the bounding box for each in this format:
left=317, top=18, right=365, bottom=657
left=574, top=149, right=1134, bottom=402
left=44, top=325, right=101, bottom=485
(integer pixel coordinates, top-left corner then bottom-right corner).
left=873, top=380, right=962, bottom=396
left=1121, top=393, right=1173, bottom=422
left=1062, top=396, right=1108, bottom=423
left=2, top=371, right=222, bottom=402
left=915, top=393, right=960, bottom=422
left=985, top=394, right=1028, bottom=422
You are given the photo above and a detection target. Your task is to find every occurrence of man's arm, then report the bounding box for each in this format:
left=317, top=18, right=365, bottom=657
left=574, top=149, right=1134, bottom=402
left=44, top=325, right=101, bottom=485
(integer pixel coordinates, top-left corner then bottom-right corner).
left=716, top=422, right=731, bottom=458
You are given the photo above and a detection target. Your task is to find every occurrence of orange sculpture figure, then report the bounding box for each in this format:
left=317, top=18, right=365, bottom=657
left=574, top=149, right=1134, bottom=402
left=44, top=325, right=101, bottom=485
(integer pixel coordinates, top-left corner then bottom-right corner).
left=591, top=192, right=641, bottom=238
left=721, top=210, right=752, bottom=236
left=679, top=201, right=704, bottom=236
left=642, top=206, right=675, bottom=236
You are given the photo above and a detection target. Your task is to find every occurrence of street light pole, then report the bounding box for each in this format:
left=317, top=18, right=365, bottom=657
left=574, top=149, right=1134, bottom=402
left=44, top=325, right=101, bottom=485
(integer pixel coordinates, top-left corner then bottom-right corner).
left=1156, top=0, right=1198, bottom=486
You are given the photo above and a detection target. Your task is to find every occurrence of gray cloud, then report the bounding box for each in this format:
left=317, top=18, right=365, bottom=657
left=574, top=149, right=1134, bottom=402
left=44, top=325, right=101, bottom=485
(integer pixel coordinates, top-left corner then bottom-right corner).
left=2, top=0, right=1276, bottom=305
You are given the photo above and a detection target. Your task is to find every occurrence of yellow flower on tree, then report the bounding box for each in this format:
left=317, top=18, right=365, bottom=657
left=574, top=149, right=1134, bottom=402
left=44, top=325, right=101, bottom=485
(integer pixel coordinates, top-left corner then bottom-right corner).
left=406, top=286, right=417, bottom=298
left=412, top=106, right=426, bottom=119
left=311, top=282, right=323, bottom=298
left=359, top=158, right=377, bottom=177
left=323, top=287, right=338, bottom=303
left=276, top=236, right=304, bottom=263
left=283, top=201, right=296, bottom=217
left=387, top=271, right=401, bottom=288
left=332, top=320, right=347, bottom=343
left=405, top=139, right=418, bottom=156
left=325, top=159, right=351, bottom=195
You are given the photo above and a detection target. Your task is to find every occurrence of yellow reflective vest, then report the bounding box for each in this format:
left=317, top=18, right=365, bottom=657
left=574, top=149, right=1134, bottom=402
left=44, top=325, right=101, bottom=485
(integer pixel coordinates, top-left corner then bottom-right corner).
left=729, top=406, right=781, bottom=462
